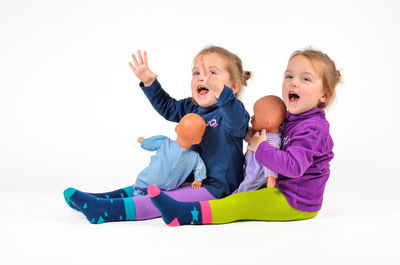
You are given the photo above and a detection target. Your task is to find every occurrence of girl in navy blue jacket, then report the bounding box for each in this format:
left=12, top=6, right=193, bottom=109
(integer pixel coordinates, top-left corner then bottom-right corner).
left=64, top=46, right=251, bottom=224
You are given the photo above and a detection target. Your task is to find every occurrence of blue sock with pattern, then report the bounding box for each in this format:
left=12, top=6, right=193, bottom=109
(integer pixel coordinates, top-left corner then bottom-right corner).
left=68, top=189, right=136, bottom=224
left=148, top=185, right=203, bottom=226
left=63, top=186, right=134, bottom=211
left=89, top=186, right=134, bottom=199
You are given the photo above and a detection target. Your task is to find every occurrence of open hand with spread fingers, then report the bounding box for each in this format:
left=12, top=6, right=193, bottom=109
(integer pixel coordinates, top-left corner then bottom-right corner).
left=129, top=50, right=158, bottom=87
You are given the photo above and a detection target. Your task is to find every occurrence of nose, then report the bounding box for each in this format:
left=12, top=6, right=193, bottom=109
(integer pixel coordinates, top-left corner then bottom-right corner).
left=199, top=71, right=207, bottom=81
left=290, top=77, right=300, bottom=87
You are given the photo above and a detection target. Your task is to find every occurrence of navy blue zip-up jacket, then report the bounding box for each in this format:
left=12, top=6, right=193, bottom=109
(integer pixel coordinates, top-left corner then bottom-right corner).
left=140, top=79, right=249, bottom=198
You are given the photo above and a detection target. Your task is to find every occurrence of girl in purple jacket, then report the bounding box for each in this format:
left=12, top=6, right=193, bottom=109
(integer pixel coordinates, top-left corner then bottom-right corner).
left=148, top=48, right=342, bottom=226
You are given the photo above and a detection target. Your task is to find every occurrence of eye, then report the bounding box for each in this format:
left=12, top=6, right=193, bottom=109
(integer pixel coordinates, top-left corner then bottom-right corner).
left=285, top=74, right=293, bottom=79
left=192, top=71, right=200, bottom=76
left=210, top=71, right=217, bottom=75
left=303, top=77, right=312, bottom=82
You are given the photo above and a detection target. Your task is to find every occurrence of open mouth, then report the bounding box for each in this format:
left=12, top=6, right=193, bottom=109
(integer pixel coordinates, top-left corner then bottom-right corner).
left=197, top=86, right=209, bottom=95
left=288, top=91, right=300, bottom=102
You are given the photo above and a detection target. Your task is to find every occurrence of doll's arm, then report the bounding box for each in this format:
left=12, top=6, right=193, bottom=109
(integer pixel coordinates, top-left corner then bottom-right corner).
left=192, top=153, right=207, bottom=189
left=191, top=179, right=203, bottom=189
left=139, top=135, right=167, bottom=151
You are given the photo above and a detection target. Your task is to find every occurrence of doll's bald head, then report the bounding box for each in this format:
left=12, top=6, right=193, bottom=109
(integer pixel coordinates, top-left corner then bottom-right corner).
left=251, top=95, right=286, bottom=133
left=175, top=113, right=206, bottom=149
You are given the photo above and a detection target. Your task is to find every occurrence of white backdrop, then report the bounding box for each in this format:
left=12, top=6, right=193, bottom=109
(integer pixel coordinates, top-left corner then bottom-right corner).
left=1, top=0, right=399, bottom=264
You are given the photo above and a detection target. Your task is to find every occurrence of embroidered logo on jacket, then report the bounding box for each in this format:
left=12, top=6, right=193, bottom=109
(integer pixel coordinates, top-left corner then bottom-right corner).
left=283, top=136, right=290, bottom=146
left=207, top=119, right=218, bottom=128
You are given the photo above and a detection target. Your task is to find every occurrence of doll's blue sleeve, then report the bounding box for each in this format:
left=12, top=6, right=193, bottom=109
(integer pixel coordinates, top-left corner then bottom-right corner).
left=140, top=135, right=167, bottom=151
left=193, top=153, right=207, bottom=181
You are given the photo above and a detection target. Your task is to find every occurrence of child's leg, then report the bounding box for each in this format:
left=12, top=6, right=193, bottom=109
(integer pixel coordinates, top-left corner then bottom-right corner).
left=88, top=186, right=135, bottom=198
left=63, top=186, right=134, bottom=211
left=133, top=184, right=215, bottom=220
left=68, top=190, right=136, bottom=224
left=66, top=184, right=215, bottom=223
left=149, top=186, right=318, bottom=226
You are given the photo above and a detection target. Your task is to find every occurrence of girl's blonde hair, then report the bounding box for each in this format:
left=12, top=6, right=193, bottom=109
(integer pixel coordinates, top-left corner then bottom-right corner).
left=290, top=48, right=342, bottom=108
left=196, top=46, right=251, bottom=98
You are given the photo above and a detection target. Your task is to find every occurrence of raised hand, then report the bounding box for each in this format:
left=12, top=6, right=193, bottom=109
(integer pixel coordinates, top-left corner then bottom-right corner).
left=129, top=50, right=158, bottom=86
left=198, top=55, right=225, bottom=98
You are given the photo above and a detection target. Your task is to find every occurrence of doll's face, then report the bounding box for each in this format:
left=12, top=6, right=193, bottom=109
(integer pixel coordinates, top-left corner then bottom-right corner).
left=251, top=105, right=272, bottom=131
left=282, top=55, right=327, bottom=115
left=191, top=53, right=234, bottom=107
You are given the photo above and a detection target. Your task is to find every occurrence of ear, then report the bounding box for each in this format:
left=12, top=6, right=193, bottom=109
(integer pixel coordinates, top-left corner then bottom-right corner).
left=231, top=81, right=241, bottom=95
left=320, top=93, right=328, bottom=103
left=265, top=119, right=272, bottom=130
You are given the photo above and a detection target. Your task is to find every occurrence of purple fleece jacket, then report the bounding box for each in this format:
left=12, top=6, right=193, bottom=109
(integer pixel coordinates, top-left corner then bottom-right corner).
left=255, top=108, right=334, bottom=212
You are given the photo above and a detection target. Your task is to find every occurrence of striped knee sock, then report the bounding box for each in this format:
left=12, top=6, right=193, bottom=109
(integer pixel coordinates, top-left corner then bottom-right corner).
left=68, top=189, right=136, bottom=224
left=148, top=185, right=212, bottom=226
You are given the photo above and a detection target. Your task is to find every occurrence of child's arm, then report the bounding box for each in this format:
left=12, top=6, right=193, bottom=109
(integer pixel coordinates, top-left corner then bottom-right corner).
left=199, top=56, right=249, bottom=137
left=216, top=88, right=249, bottom=137
left=129, top=50, right=158, bottom=87
left=250, top=129, right=321, bottom=178
left=129, top=50, right=197, bottom=123
left=139, top=135, right=167, bottom=151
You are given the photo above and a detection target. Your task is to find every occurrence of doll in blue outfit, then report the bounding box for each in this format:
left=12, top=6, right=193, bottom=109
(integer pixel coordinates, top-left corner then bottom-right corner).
left=134, top=113, right=207, bottom=195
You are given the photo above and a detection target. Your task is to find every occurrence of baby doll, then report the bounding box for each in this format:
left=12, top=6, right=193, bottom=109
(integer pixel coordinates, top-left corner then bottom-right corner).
left=234, top=95, right=286, bottom=192
left=134, top=113, right=207, bottom=196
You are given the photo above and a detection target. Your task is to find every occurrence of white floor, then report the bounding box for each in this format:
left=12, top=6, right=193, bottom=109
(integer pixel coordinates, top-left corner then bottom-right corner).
left=1, top=1, right=400, bottom=264
left=2, top=182, right=399, bottom=265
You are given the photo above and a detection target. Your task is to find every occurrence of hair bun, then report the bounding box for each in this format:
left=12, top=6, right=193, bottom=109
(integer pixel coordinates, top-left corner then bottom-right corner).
left=336, top=70, right=342, bottom=83
left=243, top=71, right=252, bottom=81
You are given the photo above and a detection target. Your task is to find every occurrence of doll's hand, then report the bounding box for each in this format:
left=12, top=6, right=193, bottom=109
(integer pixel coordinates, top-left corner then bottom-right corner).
left=137, top=137, right=144, bottom=143
left=247, top=129, right=267, bottom=152
left=129, top=50, right=158, bottom=87
left=191, top=180, right=203, bottom=189
left=199, top=55, right=225, bottom=98
left=244, top=127, right=255, bottom=143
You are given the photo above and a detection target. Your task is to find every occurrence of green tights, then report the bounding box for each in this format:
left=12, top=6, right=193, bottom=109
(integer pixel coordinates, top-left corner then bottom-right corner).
left=210, top=188, right=318, bottom=224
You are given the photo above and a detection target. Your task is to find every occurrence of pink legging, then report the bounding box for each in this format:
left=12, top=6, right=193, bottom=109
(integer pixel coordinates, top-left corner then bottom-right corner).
left=133, top=183, right=216, bottom=220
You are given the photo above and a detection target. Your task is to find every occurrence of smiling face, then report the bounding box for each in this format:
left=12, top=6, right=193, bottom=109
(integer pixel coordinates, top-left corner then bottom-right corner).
left=282, top=55, right=327, bottom=115
left=191, top=53, right=234, bottom=107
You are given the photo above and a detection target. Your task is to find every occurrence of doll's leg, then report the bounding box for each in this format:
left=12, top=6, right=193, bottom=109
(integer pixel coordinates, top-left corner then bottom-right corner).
left=63, top=186, right=135, bottom=211
left=149, top=186, right=318, bottom=226
left=267, top=176, right=277, bottom=188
